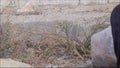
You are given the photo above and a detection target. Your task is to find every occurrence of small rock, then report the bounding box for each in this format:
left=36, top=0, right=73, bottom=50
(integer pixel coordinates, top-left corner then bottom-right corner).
left=91, top=26, right=116, bottom=67
left=17, top=2, right=35, bottom=14
left=0, top=59, right=32, bottom=67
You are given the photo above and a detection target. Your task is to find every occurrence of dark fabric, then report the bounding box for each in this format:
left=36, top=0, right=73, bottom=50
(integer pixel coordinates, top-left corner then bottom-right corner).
left=111, top=4, right=120, bottom=68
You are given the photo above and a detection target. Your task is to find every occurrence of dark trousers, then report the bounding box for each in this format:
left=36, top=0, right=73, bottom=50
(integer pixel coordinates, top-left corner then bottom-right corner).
left=111, top=4, right=120, bottom=68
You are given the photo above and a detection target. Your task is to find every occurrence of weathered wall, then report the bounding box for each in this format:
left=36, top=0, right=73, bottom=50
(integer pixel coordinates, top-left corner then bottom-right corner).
left=80, top=0, right=120, bottom=5
left=0, top=0, right=120, bottom=8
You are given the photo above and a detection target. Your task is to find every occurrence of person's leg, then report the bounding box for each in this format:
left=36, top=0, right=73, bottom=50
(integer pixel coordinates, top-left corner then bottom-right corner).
left=111, top=4, right=120, bottom=68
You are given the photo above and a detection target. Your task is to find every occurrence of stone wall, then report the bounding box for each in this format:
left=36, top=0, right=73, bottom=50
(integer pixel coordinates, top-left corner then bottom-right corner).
left=0, top=0, right=120, bottom=8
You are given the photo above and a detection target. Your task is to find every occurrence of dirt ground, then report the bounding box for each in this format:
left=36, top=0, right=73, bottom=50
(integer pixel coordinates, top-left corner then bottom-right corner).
left=0, top=3, right=119, bottom=67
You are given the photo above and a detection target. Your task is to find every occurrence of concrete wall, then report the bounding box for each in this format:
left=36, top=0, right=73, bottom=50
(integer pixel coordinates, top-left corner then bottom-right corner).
left=80, top=0, right=120, bottom=5
left=0, top=0, right=120, bottom=7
